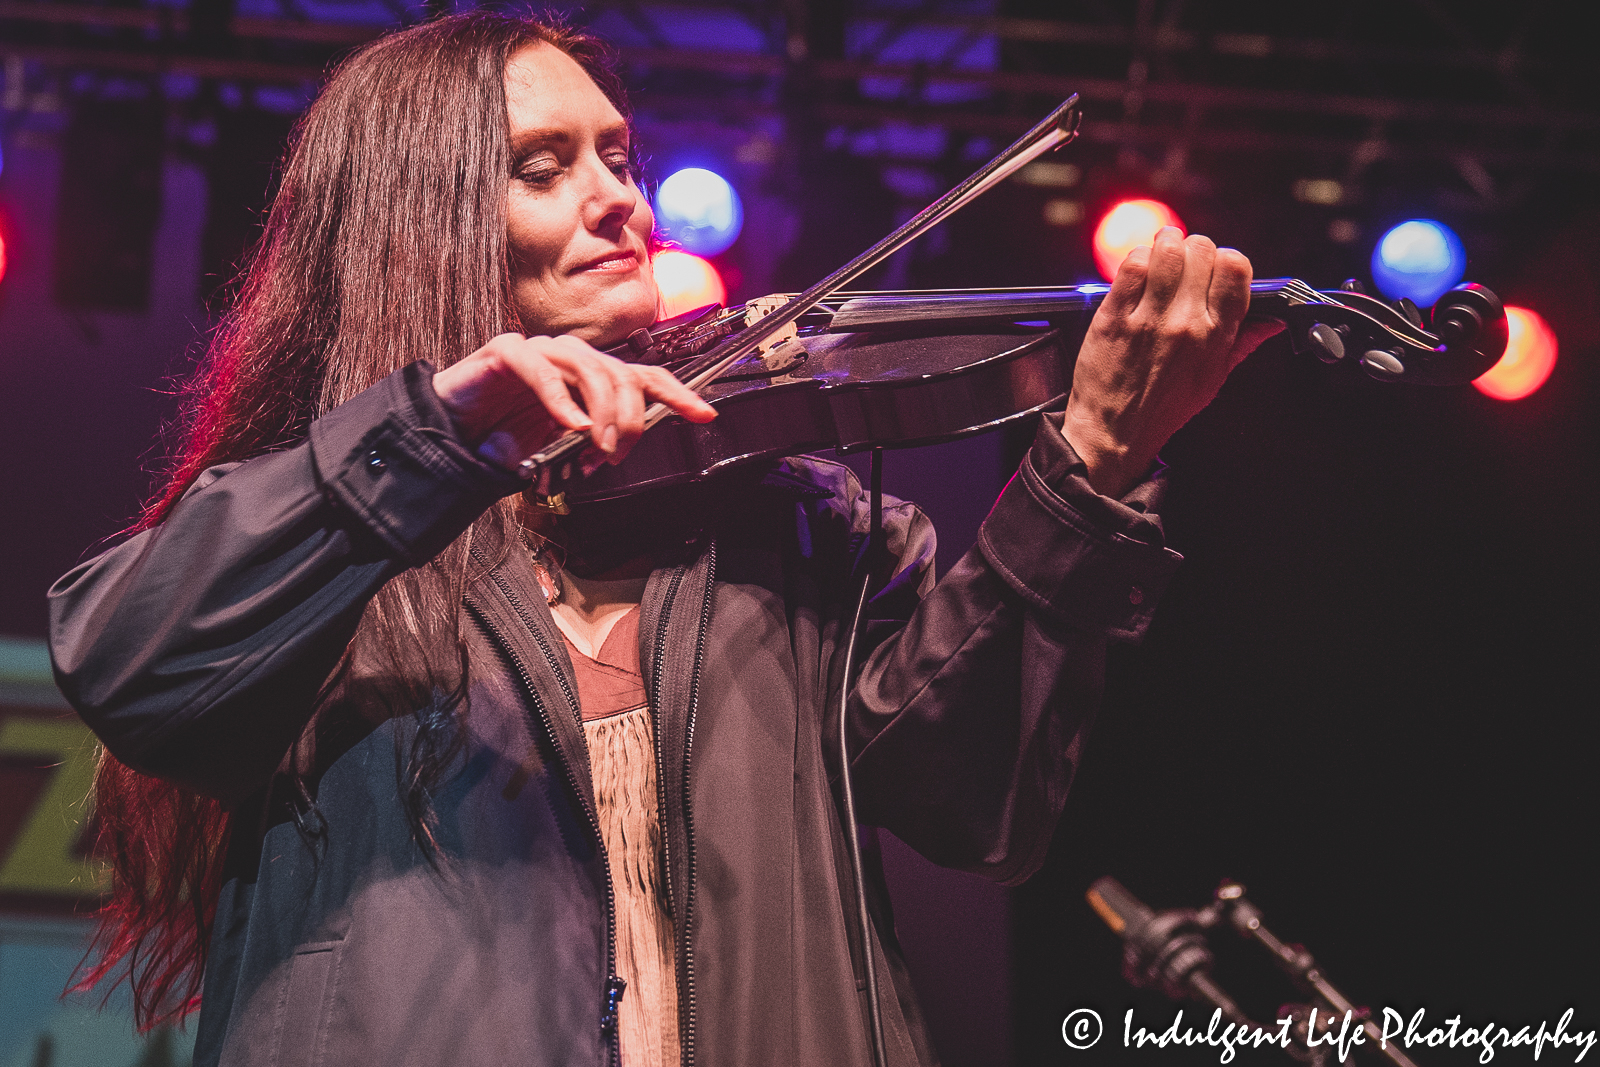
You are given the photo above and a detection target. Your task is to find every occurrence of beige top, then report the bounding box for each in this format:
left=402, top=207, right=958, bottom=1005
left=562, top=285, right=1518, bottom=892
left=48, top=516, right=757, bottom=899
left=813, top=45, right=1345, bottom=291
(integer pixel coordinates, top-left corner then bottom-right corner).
left=565, top=607, right=682, bottom=1067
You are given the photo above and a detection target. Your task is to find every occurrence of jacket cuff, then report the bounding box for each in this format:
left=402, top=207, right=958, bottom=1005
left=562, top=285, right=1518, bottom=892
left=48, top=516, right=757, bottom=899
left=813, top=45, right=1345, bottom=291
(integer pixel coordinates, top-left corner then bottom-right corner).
left=977, top=412, right=1182, bottom=642
left=309, top=362, right=525, bottom=566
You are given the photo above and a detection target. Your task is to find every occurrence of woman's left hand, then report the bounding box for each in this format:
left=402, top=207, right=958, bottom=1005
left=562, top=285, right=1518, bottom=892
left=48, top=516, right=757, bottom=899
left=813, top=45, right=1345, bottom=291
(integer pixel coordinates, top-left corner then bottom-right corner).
left=1062, top=227, right=1284, bottom=497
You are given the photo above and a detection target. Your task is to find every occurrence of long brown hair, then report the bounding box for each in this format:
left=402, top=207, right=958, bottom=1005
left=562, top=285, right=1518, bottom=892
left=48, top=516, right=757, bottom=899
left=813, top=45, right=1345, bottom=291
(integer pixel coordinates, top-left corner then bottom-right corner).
left=76, top=11, right=635, bottom=1030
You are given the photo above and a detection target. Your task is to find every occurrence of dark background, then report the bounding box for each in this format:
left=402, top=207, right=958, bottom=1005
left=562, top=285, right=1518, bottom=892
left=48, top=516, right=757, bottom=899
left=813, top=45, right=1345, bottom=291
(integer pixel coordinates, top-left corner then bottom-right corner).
left=1, top=2, right=1596, bottom=1064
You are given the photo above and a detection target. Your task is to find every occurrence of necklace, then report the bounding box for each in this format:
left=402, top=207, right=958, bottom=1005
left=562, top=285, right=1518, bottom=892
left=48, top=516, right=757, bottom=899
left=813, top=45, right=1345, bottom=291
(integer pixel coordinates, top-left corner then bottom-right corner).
left=525, top=536, right=564, bottom=607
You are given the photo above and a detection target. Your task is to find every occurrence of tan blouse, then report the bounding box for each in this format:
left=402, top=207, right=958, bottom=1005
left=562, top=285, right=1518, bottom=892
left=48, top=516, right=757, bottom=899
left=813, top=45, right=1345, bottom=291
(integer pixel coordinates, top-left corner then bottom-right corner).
left=564, top=606, right=682, bottom=1067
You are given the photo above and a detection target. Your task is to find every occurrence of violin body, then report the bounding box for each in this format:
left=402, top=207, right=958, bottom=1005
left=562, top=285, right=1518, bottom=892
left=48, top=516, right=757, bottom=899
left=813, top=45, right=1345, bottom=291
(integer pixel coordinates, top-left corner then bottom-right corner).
left=567, top=279, right=1507, bottom=503
left=578, top=327, right=1070, bottom=501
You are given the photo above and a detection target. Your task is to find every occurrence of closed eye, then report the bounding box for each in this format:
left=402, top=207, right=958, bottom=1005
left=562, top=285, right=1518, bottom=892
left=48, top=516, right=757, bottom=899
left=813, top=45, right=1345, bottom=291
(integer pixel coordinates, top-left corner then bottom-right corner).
left=518, top=167, right=560, bottom=187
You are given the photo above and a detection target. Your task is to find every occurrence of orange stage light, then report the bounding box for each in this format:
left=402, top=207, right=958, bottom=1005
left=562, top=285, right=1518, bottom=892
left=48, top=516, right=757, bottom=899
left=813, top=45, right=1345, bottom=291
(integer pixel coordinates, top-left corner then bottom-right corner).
left=1474, top=306, right=1557, bottom=402
left=653, top=250, right=726, bottom=320
left=1092, top=199, right=1184, bottom=281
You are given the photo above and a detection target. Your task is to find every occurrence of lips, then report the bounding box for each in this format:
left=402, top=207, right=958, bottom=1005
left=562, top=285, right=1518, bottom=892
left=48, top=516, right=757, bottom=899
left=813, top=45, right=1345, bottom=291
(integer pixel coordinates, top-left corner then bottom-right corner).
left=572, top=250, right=640, bottom=274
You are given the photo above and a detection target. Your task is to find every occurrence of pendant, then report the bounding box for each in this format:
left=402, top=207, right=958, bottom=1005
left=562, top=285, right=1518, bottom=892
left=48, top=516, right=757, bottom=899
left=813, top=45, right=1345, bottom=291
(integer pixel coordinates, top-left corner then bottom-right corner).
left=531, top=559, right=562, bottom=606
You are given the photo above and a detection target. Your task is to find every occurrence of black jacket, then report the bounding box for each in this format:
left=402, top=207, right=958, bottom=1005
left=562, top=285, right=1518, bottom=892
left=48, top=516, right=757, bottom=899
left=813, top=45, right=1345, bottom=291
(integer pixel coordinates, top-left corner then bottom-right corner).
left=49, top=363, right=1182, bottom=1067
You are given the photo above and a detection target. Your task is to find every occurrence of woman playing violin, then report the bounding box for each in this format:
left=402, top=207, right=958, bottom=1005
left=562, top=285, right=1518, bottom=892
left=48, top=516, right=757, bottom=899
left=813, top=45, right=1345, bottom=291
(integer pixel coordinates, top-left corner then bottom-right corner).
left=49, top=12, right=1277, bottom=1067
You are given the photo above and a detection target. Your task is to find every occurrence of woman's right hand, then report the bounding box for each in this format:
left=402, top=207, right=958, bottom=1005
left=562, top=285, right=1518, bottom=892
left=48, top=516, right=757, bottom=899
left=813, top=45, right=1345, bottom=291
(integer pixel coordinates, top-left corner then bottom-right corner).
left=432, top=333, right=717, bottom=471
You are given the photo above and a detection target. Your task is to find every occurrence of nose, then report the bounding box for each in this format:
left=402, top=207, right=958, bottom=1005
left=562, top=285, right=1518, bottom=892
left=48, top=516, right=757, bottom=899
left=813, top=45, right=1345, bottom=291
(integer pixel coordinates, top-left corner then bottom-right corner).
left=579, top=155, right=639, bottom=235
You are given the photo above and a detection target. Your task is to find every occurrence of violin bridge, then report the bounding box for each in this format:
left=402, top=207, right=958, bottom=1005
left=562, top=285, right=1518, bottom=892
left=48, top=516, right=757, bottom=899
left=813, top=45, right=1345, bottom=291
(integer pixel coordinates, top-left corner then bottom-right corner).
left=744, top=295, right=800, bottom=354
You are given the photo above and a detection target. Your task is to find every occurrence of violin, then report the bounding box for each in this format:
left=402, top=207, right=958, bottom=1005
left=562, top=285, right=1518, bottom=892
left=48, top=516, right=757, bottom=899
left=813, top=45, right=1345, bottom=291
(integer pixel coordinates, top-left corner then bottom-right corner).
left=554, top=278, right=1507, bottom=503
left=518, top=95, right=1509, bottom=505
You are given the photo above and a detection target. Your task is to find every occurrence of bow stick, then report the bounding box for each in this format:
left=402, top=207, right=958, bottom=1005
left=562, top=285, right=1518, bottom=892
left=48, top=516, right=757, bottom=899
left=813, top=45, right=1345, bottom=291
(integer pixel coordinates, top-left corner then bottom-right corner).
left=519, top=94, right=1083, bottom=491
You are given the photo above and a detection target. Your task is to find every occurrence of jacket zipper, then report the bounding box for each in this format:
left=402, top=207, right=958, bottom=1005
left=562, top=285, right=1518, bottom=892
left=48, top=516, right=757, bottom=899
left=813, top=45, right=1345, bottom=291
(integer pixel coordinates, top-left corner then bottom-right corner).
left=681, top=540, right=715, bottom=1067
left=651, top=541, right=716, bottom=1067
left=472, top=572, right=623, bottom=1067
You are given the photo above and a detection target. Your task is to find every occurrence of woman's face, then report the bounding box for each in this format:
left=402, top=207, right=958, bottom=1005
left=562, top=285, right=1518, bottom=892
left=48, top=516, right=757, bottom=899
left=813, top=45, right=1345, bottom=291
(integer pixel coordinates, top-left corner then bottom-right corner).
left=505, top=43, right=658, bottom=347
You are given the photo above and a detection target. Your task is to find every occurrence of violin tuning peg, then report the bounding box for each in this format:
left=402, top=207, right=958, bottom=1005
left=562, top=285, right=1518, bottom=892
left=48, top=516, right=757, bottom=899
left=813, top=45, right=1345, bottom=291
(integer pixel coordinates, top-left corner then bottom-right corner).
left=1397, top=298, right=1425, bottom=328
left=1360, top=349, right=1406, bottom=381
left=626, top=328, right=662, bottom=363
left=1305, top=323, right=1346, bottom=363
left=1340, top=278, right=1367, bottom=294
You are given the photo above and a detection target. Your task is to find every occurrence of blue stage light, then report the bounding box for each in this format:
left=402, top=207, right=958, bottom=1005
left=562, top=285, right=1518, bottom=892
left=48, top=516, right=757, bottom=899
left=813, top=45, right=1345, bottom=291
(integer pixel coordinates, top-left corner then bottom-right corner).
left=1370, top=220, right=1466, bottom=306
left=655, top=168, right=743, bottom=257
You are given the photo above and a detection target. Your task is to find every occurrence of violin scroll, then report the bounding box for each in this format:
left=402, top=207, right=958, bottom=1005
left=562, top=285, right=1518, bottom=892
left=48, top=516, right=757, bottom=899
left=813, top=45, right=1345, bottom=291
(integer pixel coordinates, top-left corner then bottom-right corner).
left=1431, top=284, right=1508, bottom=380
left=1269, top=281, right=1508, bottom=386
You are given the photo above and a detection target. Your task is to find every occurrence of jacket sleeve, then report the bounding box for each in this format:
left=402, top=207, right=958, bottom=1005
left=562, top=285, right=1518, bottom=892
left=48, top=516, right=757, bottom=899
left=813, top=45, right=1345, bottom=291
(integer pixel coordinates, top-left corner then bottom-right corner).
left=47, top=363, right=523, bottom=804
left=847, top=412, right=1182, bottom=884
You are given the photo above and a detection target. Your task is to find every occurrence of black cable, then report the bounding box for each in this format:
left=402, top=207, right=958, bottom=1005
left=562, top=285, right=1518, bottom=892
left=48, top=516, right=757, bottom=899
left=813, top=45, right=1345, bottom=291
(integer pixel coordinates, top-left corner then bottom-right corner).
left=837, top=447, right=888, bottom=1067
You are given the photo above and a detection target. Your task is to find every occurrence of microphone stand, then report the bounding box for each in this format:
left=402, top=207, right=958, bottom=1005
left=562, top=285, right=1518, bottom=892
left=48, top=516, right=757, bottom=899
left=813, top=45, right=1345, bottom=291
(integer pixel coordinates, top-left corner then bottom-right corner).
left=1087, top=876, right=1262, bottom=1031
left=1211, top=882, right=1421, bottom=1067
left=1088, top=878, right=1421, bottom=1067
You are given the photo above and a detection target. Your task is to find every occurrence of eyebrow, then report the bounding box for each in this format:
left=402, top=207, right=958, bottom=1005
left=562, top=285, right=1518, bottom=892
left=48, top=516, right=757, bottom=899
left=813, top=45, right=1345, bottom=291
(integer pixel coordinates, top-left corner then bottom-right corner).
left=510, top=122, right=631, bottom=156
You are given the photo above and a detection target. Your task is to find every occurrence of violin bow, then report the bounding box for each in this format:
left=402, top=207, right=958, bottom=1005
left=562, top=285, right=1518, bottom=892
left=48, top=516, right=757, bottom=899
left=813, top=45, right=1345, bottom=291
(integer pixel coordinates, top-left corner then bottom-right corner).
left=518, top=95, right=1084, bottom=491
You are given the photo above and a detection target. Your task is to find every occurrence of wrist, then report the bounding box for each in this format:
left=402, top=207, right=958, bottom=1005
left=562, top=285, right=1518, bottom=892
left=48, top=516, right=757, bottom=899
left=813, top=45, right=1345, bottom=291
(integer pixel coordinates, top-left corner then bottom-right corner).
left=430, top=365, right=483, bottom=442
left=1059, top=407, right=1149, bottom=499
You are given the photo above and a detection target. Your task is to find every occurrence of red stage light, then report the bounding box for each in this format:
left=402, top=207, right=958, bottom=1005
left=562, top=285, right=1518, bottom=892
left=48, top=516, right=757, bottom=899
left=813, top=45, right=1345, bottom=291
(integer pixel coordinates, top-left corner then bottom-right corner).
left=1092, top=199, right=1184, bottom=281
left=653, top=250, right=726, bottom=320
left=0, top=225, right=8, bottom=286
left=1474, top=306, right=1557, bottom=402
